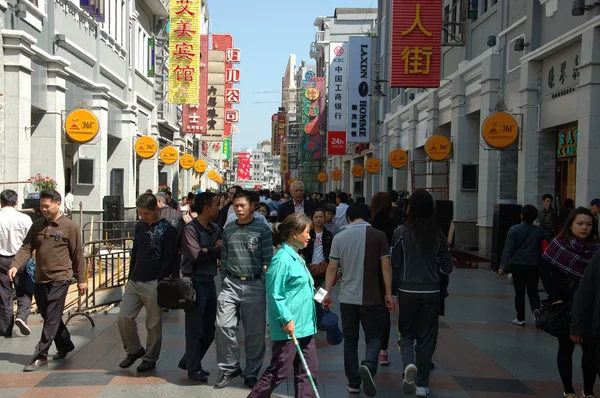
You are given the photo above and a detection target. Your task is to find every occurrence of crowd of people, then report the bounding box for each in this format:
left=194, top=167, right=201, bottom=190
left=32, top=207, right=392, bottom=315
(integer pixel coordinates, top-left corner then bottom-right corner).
left=5, top=183, right=600, bottom=397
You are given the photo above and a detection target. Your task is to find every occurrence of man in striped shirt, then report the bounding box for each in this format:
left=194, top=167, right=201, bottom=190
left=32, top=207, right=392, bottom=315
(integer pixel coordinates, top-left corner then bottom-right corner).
left=214, top=190, right=273, bottom=390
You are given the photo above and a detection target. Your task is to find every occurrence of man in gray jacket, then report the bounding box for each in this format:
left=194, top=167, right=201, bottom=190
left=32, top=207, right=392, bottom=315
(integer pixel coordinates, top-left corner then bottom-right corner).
left=178, top=192, right=222, bottom=381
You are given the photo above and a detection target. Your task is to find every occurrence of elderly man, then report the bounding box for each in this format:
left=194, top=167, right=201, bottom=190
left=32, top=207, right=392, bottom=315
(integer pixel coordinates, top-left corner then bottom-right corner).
left=277, top=181, right=315, bottom=221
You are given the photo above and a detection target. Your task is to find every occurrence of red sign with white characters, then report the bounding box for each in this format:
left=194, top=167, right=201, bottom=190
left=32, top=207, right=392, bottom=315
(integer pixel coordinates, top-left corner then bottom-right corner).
left=328, top=131, right=347, bottom=155
left=225, top=109, right=239, bottom=123
left=389, top=0, right=442, bottom=88
left=213, top=34, right=237, bottom=137
left=182, top=34, right=209, bottom=134
left=237, top=152, right=251, bottom=180
left=226, top=89, right=240, bottom=104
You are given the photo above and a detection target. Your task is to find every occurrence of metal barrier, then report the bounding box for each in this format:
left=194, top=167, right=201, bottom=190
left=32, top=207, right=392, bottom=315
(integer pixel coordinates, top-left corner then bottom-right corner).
left=81, top=220, right=137, bottom=243
left=65, top=237, right=134, bottom=326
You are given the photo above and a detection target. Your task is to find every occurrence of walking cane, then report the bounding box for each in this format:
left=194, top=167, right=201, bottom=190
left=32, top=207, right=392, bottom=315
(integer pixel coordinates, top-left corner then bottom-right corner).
left=292, top=334, right=320, bottom=398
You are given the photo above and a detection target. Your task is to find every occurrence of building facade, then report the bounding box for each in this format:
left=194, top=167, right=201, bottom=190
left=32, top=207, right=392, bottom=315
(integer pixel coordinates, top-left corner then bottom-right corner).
left=0, top=0, right=209, bottom=226
left=322, top=0, right=600, bottom=256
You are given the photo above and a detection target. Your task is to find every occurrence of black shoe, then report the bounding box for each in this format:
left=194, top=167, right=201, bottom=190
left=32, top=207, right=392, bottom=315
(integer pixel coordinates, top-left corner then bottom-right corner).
left=431, top=362, right=435, bottom=370
left=188, top=371, right=208, bottom=382
left=53, top=342, right=75, bottom=360
left=317, top=324, right=327, bottom=332
left=245, top=377, right=258, bottom=389
left=23, top=359, right=48, bottom=372
left=178, top=358, right=187, bottom=371
left=15, top=318, right=31, bottom=336
left=214, top=368, right=242, bottom=389
left=119, top=348, right=146, bottom=369
left=136, top=360, right=156, bottom=372
left=358, top=365, right=376, bottom=397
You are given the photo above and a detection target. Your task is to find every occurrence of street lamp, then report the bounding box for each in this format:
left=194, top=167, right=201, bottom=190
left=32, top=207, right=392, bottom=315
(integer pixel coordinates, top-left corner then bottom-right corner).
left=370, top=75, right=388, bottom=103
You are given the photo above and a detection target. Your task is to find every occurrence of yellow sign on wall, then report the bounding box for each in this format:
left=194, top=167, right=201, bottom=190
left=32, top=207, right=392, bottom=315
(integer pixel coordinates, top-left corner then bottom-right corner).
left=65, top=109, right=100, bottom=143
left=168, top=0, right=201, bottom=104
left=388, top=149, right=408, bottom=169
left=160, top=146, right=179, bottom=165
left=135, top=136, right=158, bottom=159
left=317, top=172, right=328, bottom=182
left=425, top=135, right=452, bottom=161
left=332, top=169, right=342, bottom=181
left=179, top=154, right=195, bottom=169
left=481, top=111, right=519, bottom=149
left=207, top=170, right=218, bottom=181
left=194, top=159, right=207, bottom=173
left=352, top=164, right=365, bottom=178
left=366, top=158, right=381, bottom=174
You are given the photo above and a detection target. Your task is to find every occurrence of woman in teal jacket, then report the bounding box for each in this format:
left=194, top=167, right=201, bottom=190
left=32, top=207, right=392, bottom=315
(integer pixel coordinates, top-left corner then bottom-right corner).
left=248, top=213, right=318, bottom=398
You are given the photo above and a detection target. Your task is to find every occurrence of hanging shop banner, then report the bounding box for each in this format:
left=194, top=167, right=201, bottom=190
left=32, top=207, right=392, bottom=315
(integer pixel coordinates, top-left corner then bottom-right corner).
left=271, top=113, right=280, bottom=155
left=300, top=77, right=326, bottom=161
left=182, top=34, right=209, bottom=134
left=327, top=130, right=347, bottom=155
left=213, top=34, right=238, bottom=137
left=222, top=138, right=231, bottom=159
left=351, top=164, right=365, bottom=178
left=237, top=152, right=251, bottom=180
left=202, top=49, right=226, bottom=140
left=332, top=169, right=342, bottom=181
left=193, top=159, right=207, bottom=173
left=388, top=149, right=409, bottom=169
left=208, top=169, right=218, bottom=181
left=160, top=146, right=179, bottom=165
left=481, top=111, right=519, bottom=149
left=366, top=158, right=381, bottom=174
left=135, top=136, right=158, bottom=159
left=390, top=0, right=443, bottom=88
left=327, top=42, right=349, bottom=140
left=179, top=154, right=195, bottom=169
left=168, top=0, right=201, bottom=104
left=280, top=142, right=289, bottom=173
left=425, top=135, right=452, bottom=160
left=317, top=172, right=328, bottom=182
left=65, top=109, right=100, bottom=143
left=347, top=36, right=372, bottom=143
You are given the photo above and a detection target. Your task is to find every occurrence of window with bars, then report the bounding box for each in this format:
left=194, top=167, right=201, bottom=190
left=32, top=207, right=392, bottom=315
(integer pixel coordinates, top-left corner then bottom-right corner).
left=101, top=0, right=126, bottom=47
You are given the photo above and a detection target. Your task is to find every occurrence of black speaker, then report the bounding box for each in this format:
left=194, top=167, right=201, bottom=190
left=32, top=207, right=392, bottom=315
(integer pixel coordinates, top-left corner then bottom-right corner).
left=491, top=204, right=522, bottom=271
left=435, top=200, right=453, bottom=238
left=103, top=196, right=124, bottom=240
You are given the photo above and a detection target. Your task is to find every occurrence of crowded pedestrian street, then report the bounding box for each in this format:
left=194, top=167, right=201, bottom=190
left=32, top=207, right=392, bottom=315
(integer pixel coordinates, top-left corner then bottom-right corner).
left=0, top=268, right=579, bottom=398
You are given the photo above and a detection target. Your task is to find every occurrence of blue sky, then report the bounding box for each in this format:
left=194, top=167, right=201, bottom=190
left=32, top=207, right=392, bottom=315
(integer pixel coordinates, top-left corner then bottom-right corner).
left=207, top=0, right=376, bottom=151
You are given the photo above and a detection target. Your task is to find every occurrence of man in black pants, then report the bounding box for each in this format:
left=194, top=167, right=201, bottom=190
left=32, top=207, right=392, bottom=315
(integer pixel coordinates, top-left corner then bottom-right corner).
left=178, top=192, right=222, bottom=381
left=8, top=189, right=86, bottom=371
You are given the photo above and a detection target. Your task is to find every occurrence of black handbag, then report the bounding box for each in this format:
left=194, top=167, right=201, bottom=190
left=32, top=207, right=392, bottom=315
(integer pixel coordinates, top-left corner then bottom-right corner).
left=536, top=298, right=572, bottom=337
left=157, top=276, right=196, bottom=309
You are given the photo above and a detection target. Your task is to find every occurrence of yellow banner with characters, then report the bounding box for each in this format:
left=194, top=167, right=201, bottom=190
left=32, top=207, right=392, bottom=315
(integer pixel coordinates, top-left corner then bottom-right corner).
left=168, top=0, right=201, bottom=104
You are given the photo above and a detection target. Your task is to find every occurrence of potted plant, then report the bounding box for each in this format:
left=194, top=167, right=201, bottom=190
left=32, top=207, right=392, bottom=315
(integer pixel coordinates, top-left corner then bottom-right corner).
left=28, top=173, right=57, bottom=192
left=157, top=184, right=170, bottom=193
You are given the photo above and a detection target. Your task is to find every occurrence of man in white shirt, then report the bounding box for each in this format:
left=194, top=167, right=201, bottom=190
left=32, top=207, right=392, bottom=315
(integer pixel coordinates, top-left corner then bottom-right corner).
left=334, top=192, right=350, bottom=231
left=0, top=190, right=33, bottom=337
left=64, top=187, right=74, bottom=218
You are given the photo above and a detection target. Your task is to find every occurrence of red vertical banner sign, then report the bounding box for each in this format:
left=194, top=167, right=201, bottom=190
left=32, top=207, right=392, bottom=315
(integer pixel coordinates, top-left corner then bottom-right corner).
left=271, top=113, right=280, bottom=155
left=237, top=152, right=251, bottom=180
left=212, top=34, right=235, bottom=137
left=389, top=0, right=443, bottom=88
left=182, top=34, right=209, bottom=134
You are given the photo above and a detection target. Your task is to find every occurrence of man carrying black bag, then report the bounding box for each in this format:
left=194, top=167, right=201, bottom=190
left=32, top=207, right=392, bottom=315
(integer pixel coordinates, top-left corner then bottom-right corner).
left=117, top=194, right=177, bottom=372
left=177, top=192, right=222, bottom=381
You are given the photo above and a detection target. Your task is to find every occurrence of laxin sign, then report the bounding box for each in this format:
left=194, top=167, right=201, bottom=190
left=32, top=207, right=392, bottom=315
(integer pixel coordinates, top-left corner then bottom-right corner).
left=389, top=0, right=443, bottom=88
left=347, top=36, right=372, bottom=144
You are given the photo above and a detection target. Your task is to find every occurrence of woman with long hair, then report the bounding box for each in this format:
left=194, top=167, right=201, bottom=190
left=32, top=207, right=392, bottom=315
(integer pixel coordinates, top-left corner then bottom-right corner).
left=249, top=213, right=319, bottom=398
left=390, top=190, right=454, bottom=397
left=369, top=192, right=399, bottom=366
left=540, top=207, right=600, bottom=398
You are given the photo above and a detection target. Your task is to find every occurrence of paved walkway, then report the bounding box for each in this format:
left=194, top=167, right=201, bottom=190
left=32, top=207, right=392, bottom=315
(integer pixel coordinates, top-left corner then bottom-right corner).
left=0, top=268, right=590, bottom=397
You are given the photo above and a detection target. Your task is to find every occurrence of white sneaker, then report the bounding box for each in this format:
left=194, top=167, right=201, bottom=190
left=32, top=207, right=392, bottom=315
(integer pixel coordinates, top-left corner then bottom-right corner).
left=346, top=385, right=360, bottom=394
left=512, top=319, right=525, bottom=326
left=402, top=364, right=417, bottom=395
left=416, top=386, right=429, bottom=396
left=15, top=318, right=30, bottom=335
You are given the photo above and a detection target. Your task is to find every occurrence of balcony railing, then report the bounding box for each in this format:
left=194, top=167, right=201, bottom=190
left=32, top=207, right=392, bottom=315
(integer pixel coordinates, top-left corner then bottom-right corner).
left=315, top=31, right=325, bottom=43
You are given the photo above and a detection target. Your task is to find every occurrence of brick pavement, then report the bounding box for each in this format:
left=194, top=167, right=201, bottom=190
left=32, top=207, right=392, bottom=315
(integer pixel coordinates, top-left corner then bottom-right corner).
left=0, top=268, right=590, bottom=397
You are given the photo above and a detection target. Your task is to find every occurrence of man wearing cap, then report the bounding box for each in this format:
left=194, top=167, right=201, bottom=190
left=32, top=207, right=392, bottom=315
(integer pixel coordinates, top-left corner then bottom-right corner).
left=591, top=198, right=600, bottom=225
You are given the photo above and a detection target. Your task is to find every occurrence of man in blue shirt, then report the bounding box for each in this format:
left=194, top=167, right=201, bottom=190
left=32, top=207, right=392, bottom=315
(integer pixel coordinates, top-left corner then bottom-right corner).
left=117, top=193, right=177, bottom=372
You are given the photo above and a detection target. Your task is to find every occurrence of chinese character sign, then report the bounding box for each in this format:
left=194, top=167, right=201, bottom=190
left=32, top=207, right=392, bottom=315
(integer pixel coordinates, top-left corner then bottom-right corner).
left=347, top=36, right=372, bottom=144
left=327, top=42, right=348, bottom=136
left=271, top=113, right=280, bottom=155
left=203, top=49, right=225, bottom=140
left=182, top=34, right=209, bottom=134
left=168, top=0, right=201, bottom=104
left=237, top=152, right=251, bottom=180
left=213, top=34, right=238, bottom=138
left=389, top=0, right=442, bottom=88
